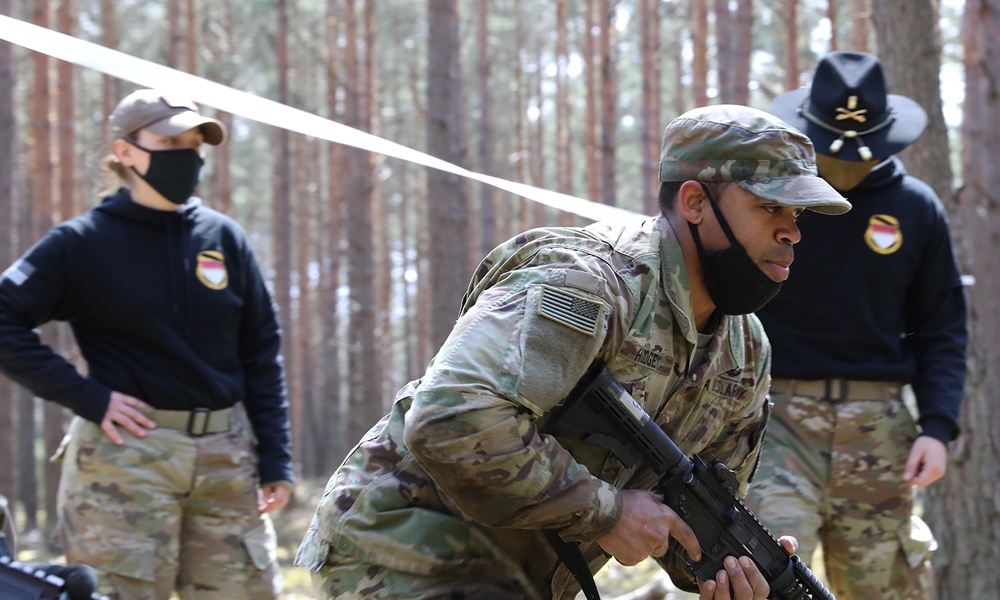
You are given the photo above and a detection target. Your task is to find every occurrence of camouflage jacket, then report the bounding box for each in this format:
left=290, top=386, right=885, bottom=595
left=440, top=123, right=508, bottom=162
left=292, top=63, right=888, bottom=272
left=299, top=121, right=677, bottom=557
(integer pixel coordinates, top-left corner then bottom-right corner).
left=296, top=215, right=772, bottom=599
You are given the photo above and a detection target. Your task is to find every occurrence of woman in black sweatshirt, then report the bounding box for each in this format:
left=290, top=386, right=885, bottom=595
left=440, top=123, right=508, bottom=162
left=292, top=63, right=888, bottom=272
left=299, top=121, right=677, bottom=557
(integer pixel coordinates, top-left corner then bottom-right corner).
left=0, top=89, right=292, bottom=599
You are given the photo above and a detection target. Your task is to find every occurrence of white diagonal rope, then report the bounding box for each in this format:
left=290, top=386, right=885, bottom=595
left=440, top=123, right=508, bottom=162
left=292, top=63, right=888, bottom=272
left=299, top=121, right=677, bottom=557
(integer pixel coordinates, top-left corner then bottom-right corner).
left=0, top=14, right=643, bottom=224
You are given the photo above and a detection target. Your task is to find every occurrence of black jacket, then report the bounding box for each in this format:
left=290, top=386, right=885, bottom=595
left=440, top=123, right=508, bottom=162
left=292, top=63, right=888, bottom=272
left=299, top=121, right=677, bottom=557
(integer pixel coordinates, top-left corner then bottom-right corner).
left=757, top=157, right=968, bottom=443
left=0, top=189, right=292, bottom=484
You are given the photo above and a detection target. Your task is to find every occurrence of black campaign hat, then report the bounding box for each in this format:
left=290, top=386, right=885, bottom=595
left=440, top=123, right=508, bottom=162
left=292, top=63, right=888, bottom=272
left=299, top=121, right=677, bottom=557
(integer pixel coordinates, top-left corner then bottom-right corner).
left=771, top=51, right=927, bottom=161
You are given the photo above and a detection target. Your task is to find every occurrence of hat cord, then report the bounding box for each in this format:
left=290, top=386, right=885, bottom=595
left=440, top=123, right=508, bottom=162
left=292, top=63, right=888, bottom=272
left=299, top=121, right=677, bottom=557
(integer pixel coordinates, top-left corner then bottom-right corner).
left=798, top=101, right=896, bottom=161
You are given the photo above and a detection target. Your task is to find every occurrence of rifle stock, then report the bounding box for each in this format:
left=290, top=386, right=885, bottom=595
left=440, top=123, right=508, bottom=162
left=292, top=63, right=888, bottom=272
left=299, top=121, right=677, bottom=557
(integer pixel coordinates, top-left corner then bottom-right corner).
left=547, top=364, right=835, bottom=600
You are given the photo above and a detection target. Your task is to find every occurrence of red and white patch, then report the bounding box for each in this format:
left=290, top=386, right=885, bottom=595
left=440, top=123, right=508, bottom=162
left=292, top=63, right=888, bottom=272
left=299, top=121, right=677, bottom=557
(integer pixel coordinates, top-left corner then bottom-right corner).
left=864, top=214, right=903, bottom=254
left=195, top=250, right=228, bottom=290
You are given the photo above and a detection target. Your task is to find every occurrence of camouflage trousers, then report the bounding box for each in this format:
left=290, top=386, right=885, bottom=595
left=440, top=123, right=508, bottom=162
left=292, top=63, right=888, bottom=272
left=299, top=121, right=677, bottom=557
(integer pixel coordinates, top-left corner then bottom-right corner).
left=311, top=552, right=530, bottom=600
left=745, top=389, right=936, bottom=600
left=56, top=416, right=281, bottom=600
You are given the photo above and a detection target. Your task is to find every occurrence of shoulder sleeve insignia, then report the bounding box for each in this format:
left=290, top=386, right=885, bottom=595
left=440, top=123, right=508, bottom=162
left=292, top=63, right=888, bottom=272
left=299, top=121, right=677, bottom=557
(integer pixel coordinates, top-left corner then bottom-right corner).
left=1, top=260, right=35, bottom=286
left=195, top=250, right=229, bottom=290
left=537, top=284, right=603, bottom=336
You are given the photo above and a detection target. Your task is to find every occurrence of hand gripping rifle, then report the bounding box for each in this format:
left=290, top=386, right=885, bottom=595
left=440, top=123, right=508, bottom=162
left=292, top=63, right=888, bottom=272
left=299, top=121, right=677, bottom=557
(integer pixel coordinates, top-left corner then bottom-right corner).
left=545, top=364, right=835, bottom=600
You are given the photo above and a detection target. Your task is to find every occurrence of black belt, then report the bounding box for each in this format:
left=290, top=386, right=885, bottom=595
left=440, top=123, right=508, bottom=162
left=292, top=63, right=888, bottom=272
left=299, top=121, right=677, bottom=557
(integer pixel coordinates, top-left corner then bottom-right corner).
left=770, top=378, right=902, bottom=401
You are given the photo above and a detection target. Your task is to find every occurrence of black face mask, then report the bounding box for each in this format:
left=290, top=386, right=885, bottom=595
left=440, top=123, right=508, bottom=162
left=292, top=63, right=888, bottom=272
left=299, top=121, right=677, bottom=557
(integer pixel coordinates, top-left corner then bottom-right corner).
left=689, top=184, right=782, bottom=315
left=130, top=143, right=204, bottom=205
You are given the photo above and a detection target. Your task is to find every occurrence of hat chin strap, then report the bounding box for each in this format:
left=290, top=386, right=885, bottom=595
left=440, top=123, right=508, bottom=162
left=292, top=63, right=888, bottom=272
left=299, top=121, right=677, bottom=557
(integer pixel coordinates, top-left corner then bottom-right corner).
left=798, top=102, right=896, bottom=161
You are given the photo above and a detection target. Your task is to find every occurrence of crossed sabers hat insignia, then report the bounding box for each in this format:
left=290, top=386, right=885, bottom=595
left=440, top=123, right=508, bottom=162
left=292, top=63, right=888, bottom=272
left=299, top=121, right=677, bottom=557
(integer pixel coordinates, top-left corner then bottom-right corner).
left=835, top=96, right=868, bottom=123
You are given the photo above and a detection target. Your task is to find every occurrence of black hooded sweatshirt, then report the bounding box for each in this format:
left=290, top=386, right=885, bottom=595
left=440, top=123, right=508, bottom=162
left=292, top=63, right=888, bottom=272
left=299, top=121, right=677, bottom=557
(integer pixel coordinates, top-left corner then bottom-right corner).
left=0, top=189, right=292, bottom=484
left=757, top=157, right=968, bottom=443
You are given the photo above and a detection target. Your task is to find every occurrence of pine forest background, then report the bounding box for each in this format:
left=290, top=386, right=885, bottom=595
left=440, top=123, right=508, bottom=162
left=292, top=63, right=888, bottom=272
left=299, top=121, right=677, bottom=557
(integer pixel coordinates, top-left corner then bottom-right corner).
left=1, top=1, right=998, bottom=598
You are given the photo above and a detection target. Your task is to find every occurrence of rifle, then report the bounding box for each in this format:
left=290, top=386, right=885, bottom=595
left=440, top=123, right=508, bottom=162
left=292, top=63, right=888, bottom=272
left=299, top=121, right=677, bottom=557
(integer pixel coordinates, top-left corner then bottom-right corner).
left=545, top=364, right=835, bottom=600
left=1, top=495, right=107, bottom=600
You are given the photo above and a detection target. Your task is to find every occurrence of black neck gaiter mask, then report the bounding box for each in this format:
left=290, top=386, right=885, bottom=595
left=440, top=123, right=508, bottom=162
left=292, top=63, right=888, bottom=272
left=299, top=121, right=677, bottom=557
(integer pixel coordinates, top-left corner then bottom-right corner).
left=130, top=144, right=205, bottom=205
left=688, top=184, right=782, bottom=315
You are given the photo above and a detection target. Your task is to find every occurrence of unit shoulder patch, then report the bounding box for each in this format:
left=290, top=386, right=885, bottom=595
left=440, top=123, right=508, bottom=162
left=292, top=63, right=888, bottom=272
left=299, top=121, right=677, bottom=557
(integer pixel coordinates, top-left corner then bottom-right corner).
left=864, top=214, right=903, bottom=254
left=195, top=250, right=229, bottom=290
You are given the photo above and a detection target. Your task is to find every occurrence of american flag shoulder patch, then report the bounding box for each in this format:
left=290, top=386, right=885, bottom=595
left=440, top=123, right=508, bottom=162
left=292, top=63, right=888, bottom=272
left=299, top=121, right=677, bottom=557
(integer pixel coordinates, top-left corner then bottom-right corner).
left=537, top=284, right=603, bottom=336
left=1, top=260, right=35, bottom=286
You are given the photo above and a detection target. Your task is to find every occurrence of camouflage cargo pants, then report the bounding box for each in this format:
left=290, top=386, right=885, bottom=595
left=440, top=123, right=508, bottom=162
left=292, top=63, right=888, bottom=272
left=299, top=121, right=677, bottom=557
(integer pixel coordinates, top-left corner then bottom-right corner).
left=310, top=551, right=531, bottom=600
left=745, top=388, right=936, bottom=600
left=312, top=563, right=526, bottom=600
left=56, top=416, right=281, bottom=600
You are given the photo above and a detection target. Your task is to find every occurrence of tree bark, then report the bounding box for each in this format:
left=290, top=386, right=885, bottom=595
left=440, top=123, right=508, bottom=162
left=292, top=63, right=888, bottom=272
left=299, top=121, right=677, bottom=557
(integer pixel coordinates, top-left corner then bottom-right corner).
left=185, top=0, right=197, bottom=74
left=598, top=0, right=617, bottom=206
left=272, top=0, right=295, bottom=466
left=476, top=0, right=496, bottom=255
left=640, top=0, right=661, bottom=214
left=343, top=0, right=379, bottom=442
left=99, top=0, right=119, bottom=152
left=293, top=132, right=313, bottom=477
left=714, top=0, right=734, bottom=102
left=828, top=0, right=838, bottom=51
left=924, top=2, right=1000, bottom=598
left=851, top=0, right=871, bottom=53
left=426, top=0, right=470, bottom=348
left=555, top=0, right=573, bottom=201
left=584, top=0, right=600, bottom=204
left=871, top=0, right=952, bottom=203
left=783, top=0, right=800, bottom=92
left=731, top=0, right=753, bottom=106
left=320, top=0, right=346, bottom=471
left=0, top=0, right=18, bottom=515
left=27, top=0, right=54, bottom=537
left=692, top=0, right=709, bottom=106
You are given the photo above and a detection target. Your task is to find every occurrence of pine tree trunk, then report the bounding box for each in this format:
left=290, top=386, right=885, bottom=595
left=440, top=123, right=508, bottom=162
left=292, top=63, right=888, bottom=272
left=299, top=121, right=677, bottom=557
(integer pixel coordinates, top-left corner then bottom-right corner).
left=0, top=0, right=18, bottom=516
left=598, top=0, right=616, bottom=206
left=924, top=2, right=1000, bottom=598
left=426, top=0, right=470, bottom=349
left=692, top=0, right=709, bottom=106
left=272, top=0, right=295, bottom=462
left=783, top=0, right=800, bottom=92
left=476, top=0, right=496, bottom=255
left=640, top=0, right=661, bottom=214
left=584, top=0, right=600, bottom=204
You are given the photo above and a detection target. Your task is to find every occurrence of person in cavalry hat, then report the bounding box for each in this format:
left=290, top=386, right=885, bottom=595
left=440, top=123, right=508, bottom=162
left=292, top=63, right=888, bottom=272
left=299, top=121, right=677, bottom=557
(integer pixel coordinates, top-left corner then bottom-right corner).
left=745, top=51, right=969, bottom=600
left=771, top=51, right=927, bottom=162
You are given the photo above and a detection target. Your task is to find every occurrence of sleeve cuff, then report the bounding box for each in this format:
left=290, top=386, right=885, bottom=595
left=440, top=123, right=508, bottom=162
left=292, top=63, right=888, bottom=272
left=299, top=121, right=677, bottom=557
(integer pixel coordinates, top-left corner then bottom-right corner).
left=917, top=416, right=955, bottom=444
left=70, top=380, right=112, bottom=424
left=557, top=480, right=622, bottom=542
left=261, top=479, right=294, bottom=490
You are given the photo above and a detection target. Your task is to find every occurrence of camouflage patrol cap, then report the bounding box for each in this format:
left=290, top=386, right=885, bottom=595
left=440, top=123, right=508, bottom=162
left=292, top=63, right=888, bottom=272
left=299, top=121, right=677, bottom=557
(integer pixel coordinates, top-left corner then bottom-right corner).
left=659, top=104, right=850, bottom=215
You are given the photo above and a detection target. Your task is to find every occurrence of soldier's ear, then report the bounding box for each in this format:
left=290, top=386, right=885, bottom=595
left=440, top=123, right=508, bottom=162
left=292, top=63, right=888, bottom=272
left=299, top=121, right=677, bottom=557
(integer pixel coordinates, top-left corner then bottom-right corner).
left=112, top=138, right=134, bottom=165
left=677, top=180, right=708, bottom=225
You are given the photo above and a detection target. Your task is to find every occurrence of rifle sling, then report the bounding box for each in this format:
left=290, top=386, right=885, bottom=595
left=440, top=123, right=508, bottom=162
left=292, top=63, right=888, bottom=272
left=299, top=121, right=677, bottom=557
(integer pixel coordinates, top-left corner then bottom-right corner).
left=543, top=529, right=601, bottom=600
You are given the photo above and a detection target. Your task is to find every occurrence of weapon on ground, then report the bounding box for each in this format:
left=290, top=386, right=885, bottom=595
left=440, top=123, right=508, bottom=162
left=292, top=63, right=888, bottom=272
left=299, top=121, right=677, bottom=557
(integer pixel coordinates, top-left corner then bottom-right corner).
left=1, top=495, right=107, bottom=600
left=546, top=364, right=835, bottom=600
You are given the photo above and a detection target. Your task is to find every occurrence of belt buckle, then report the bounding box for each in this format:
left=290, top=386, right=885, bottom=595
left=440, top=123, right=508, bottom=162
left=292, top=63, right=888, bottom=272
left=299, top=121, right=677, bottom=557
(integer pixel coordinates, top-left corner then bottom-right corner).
left=187, top=408, right=211, bottom=437
left=824, top=378, right=849, bottom=401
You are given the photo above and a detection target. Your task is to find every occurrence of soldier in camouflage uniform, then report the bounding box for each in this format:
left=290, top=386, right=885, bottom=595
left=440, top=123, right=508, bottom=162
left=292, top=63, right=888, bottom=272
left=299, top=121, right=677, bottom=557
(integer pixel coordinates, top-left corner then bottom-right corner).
left=0, top=89, right=293, bottom=599
left=745, top=52, right=968, bottom=600
left=295, top=105, right=850, bottom=600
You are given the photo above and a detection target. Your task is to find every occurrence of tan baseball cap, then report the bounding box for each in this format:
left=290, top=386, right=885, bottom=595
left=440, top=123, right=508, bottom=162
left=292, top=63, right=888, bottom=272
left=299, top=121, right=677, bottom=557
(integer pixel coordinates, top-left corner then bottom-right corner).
left=659, top=105, right=851, bottom=215
left=108, top=89, right=226, bottom=145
